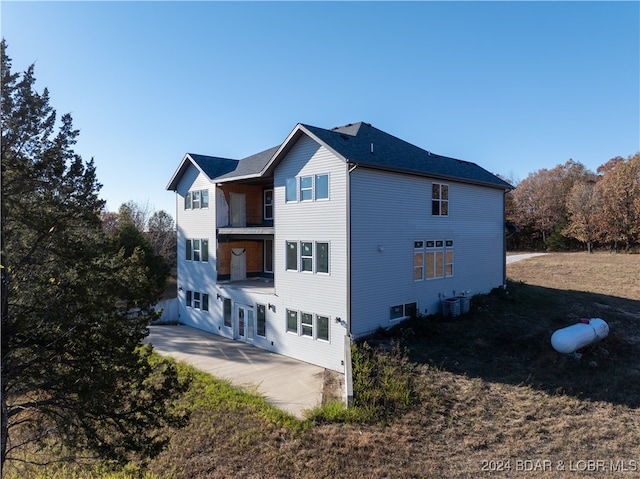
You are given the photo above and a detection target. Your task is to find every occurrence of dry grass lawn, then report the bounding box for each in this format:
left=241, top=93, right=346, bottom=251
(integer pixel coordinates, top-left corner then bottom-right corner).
left=6, top=252, right=640, bottom=479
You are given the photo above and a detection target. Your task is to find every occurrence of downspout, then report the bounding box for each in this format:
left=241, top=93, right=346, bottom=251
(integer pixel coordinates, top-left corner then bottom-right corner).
left=503, top=189, right=508, bottom=288
left=346, top=162, right=358, bottom=337
left=344, top=162, right=358, bottom=408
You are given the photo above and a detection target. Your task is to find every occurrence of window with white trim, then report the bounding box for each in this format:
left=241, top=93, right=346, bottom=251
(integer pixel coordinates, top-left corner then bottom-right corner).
left=285, top=178, right=297, bottom=202
left=185, top=290, right=209, bottom=311
left=432, top=183, right=449, bottom=216
left=301, top=242, right=313, bottom=272
left=301, top=312, right=313, bottom=337
left=186, top=239, right=209, bottom=262
left=264, top=189, right=273, bottom=220
left=390, top=302, right=417, bottom=321
left=414, top=241, right=424, bottom=281
left=185, top=189, right=209, bottom=210
left=223, top=297, right=232, bottom=327
left=286, top=309, right=298, bottom=333
left=316, top=315, right=329, bottom=341
left=315, top=174, right=329, bottom=200
left=316, top=242, right=329, bottom=274
left=423, top=239, right=454, bottom=279
left=257, top=304, right=266, bottom=337
left=285, top=174, right=330, bottom=203
left=286, top=241, right=298, bottom=271
left=300, top=176, right=313, bottom=201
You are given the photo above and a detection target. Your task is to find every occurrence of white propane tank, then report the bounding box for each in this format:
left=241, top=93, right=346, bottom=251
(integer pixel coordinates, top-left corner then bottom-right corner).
left=551, top=318, right=609, bottom=354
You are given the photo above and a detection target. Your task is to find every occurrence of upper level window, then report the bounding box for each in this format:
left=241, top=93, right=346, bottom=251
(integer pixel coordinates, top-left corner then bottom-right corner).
left=185, top=189, right=209, bottom=209
left=315, top=174, right=329, bottom=200
left=432, top=183, right=448, bottom=216
left=285, top=174, right=330, bottom=203
left=301, top=242, right=313, bottom=272
left=285, top=178, right=297, bottom=202
left=286, top=241, right=298, bottom=270
left=300, top=176, right=313, bottom=201
left=264, top=189, right=273, bottom=220
left=186, top=238, right=209, bottom=262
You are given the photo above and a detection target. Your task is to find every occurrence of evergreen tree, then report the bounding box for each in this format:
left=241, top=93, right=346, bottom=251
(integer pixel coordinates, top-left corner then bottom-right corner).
left=1, top=40, right=186, bottom=473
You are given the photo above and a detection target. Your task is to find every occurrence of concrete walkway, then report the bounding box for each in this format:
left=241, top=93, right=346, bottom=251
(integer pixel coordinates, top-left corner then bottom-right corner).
left=146, top=325, right=325, bottom=419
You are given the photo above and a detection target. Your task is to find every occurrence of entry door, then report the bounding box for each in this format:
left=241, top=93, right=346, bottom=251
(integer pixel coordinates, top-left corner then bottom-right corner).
left=230, top=248, right=247, bottom=281
left=235, top=304, right=255, bottom=341
left=229, top=193, right=246, bottom=227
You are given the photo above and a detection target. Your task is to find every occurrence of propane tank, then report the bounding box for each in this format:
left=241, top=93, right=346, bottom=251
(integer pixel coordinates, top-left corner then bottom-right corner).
left=551, top=318, right=609, bottom=354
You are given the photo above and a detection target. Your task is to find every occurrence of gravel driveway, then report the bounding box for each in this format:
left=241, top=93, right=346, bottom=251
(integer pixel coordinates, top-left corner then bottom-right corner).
left=506, top=253, right=548, bottom=264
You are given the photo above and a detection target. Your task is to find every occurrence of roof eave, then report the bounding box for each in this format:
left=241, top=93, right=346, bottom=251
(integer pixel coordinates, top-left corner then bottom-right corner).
left=350, top=161, right=513, bottom=191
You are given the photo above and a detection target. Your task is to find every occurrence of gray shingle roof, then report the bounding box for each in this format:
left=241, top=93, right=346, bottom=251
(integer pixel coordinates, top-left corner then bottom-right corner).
left=301, top=122, right=512, bottom=190
left=187, top=153, right=238, bottom=179
left=214, top=145, right=279, bottom=181
left=172, top=122, right=512, bottom=190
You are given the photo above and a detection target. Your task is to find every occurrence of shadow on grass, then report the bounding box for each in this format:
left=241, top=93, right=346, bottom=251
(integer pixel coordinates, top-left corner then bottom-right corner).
left=379, top=281, right=640, bottom=408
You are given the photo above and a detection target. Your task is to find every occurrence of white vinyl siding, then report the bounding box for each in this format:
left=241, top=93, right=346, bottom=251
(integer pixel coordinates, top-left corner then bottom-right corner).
left=349, top=167, right=506, bottom=337
left=175, top=163, right=217, bottom=334
left=274, top=135, right=348, bottom=371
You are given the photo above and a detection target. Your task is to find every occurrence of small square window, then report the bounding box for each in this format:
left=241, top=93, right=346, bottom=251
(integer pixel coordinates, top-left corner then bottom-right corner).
left=390, top=305, right=403, bottom=320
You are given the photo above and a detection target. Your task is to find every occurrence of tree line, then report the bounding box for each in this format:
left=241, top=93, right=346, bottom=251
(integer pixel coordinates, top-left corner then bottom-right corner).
left=505, top=154, right=640, bottom=253
left=1, top=40, right=185, bottom=473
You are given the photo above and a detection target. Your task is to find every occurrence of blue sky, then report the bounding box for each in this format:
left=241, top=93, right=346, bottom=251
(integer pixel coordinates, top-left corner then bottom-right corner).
left=3, top=1, right=639, bottom=218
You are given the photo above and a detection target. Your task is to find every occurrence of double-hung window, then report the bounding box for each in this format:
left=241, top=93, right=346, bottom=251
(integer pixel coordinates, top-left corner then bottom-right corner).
left=432, top=183, right=449, bottom=216
left=301, top=312, right=313, bottom=337
left=300, top=176, right=313, bottom=201
left=301, top=242, right=313, bottom=272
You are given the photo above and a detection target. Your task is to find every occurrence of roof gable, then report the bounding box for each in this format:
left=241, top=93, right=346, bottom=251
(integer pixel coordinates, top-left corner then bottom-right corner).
left=166, top=153, right=238, bottom=191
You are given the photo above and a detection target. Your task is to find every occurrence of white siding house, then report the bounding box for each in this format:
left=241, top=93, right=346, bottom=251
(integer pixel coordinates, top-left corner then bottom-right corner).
left=167, top=122, right=513, bottom=373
